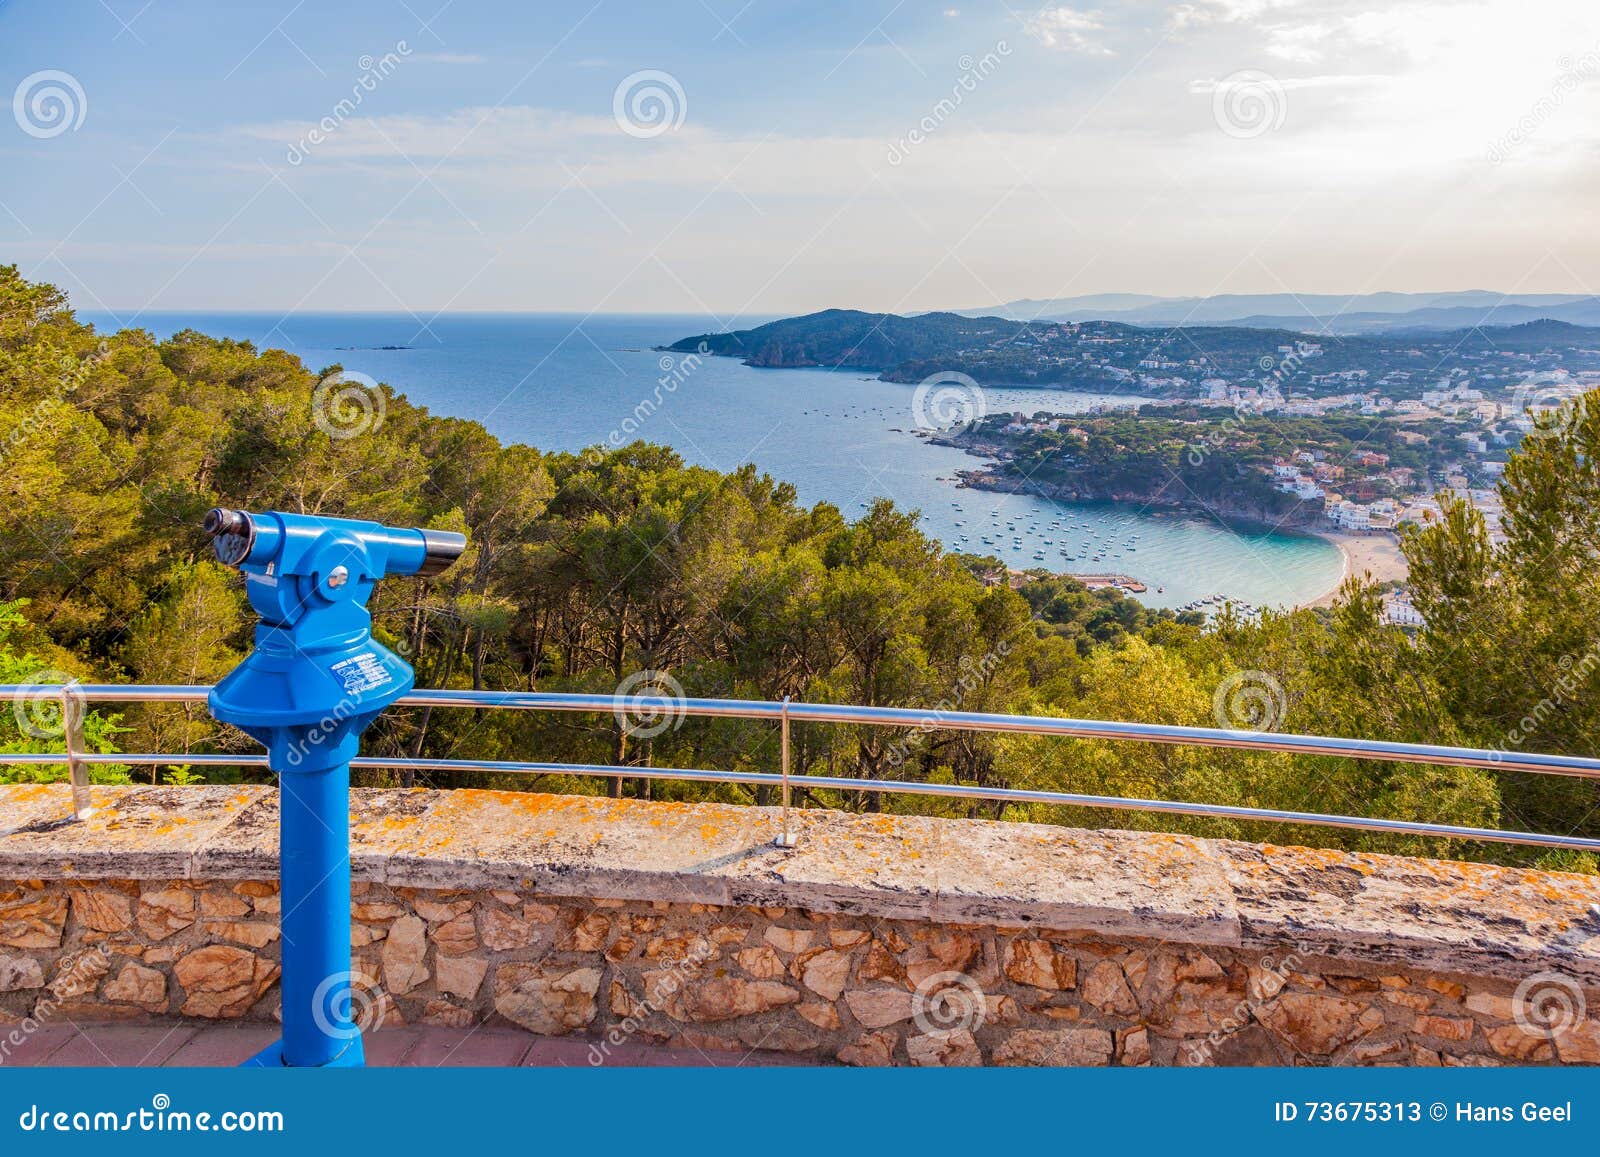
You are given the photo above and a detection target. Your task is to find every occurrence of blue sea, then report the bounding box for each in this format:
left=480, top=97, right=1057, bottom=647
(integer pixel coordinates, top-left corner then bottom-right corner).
left=85, top=310, right=1343, bottom=610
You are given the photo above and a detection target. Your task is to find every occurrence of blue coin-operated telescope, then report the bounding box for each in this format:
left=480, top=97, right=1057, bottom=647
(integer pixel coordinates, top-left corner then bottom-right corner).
left=203, top=507, right=465, bottom=1067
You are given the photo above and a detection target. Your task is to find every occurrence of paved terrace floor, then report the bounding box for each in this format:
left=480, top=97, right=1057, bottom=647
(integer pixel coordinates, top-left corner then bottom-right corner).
left=6, top=1023, right=819, bottom=1068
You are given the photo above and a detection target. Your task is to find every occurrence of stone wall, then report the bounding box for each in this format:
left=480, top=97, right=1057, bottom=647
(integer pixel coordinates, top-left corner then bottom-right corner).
left=3, top=783, right=1600, bottom=1066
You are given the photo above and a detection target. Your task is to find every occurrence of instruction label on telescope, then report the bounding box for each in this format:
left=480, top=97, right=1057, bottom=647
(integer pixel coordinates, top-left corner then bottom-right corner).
left=330, top=652, right=393, bottom=695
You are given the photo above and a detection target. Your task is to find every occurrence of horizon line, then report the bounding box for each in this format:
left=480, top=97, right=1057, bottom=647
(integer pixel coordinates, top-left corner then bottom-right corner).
left=72, top=288, right=1600, bottom=319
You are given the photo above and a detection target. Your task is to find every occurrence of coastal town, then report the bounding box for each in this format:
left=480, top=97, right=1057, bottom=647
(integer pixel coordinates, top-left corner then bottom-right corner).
left=989, top=371, right=1576, bottom=538
left=940, top=370, right=1595, bottom=629
left=882, top=315, right=1600, bottom=398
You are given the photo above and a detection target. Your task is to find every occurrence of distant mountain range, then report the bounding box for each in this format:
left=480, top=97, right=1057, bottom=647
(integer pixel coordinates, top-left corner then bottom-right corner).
left=943, top=291, right=1600, bottom=335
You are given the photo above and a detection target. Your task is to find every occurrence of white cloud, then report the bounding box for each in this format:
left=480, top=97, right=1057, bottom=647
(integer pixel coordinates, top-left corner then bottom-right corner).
left=1024, top=7, right=1114, bottom=55
left=1263, top=21, right=1330, bottom=64
left=1187, top=72, right=1387, bottom=93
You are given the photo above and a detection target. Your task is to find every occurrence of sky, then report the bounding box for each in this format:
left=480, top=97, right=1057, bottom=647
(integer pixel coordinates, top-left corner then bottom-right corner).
left=2, top=0, right=1599, bottom=324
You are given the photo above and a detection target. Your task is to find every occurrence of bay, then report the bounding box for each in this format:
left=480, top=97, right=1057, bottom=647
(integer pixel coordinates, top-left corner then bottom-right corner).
left=86, top=310, right=1343, bottom=610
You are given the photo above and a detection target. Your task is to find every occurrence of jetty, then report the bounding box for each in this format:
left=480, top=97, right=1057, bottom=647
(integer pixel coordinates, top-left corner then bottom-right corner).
left=1074, top=572, right=1148, bottom=593
left=998, top=567, right=1148, bottom=593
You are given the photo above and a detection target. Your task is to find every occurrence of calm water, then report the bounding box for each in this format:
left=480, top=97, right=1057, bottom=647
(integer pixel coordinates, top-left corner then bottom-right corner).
left=87, top=311, right=1342, bottom=610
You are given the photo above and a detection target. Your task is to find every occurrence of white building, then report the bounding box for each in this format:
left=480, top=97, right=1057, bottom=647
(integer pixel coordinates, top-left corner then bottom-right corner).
left=1274, top=477, right=1324, bottom=501
left=1328, top=501, right=1371, bottom=531
left=1383, top=596, right=1424, bottom=628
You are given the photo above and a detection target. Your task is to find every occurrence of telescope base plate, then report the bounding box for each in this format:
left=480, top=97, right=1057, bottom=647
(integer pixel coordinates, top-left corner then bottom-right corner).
left=242, top=1034, right=366, bottom=1068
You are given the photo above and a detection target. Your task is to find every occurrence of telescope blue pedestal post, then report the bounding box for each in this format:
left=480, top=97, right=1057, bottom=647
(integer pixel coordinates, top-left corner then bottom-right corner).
left=246, top=744, right=364, bottom=1068
left=200, top=507, right=465, bottom=1068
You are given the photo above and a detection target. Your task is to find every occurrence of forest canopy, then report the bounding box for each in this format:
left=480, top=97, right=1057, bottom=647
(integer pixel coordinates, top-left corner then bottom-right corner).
left=2, top=265, right=1597, bottom=870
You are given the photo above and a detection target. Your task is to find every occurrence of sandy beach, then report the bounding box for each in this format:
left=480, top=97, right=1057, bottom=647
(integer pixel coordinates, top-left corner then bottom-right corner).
left=1303, top=531, right=1410, bottom=608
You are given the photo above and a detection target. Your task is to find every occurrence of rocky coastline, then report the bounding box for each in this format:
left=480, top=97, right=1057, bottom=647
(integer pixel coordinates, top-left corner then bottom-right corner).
left=950, top=464, right=1327, bottom=535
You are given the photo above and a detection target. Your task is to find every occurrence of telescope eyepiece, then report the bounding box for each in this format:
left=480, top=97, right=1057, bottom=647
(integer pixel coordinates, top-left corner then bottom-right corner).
left=416, top=528, right=467, bottom=578
left=203, top=507, right=256, bottom=567
left=203, top=507, right=250, bottom=538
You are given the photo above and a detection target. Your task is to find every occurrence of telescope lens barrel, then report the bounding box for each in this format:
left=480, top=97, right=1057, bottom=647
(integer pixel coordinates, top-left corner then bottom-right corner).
left=415, top=528, right=467, bottom=578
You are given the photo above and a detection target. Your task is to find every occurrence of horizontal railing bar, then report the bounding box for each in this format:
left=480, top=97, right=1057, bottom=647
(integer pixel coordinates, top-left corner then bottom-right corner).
left=0, top=752, right=271, bottom=766
left=7, top=750, right=1597, bottom=852
left=3, top=684, right=1596, bottom=782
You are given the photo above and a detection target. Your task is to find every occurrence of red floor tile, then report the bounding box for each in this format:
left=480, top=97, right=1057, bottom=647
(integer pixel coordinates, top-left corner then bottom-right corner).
left=363, top=1027, right=422, bottom=1066
left=4, top=1025, right=79, bottom=1067
left=37, top=1024, right=198, bottom=1067
left=402, top=1027, right=532, bottom=1067
left=19, top=1022, right=824, bottom=1067
left=162, top=1025, right=283, bottom=1066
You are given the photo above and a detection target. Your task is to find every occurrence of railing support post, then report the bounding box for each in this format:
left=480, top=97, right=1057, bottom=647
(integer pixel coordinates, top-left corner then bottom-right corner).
left=61, top=683, right=93, bottom=821
left=774, top=695, right=797, bottom=849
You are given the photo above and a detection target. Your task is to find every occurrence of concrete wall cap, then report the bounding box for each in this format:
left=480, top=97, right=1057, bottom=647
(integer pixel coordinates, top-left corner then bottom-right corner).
left=4, top=783, right=1597, bottom=982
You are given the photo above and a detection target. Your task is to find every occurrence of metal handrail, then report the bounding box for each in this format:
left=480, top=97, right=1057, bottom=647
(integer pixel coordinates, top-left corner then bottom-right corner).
left=3, top=682, right=1598, bottom=852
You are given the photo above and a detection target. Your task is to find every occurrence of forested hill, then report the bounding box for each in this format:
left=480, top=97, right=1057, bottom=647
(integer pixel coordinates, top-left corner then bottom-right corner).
left=667, top=309, right=1600, bottom=393
left=667, top=309, right=1040, bottom=370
